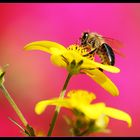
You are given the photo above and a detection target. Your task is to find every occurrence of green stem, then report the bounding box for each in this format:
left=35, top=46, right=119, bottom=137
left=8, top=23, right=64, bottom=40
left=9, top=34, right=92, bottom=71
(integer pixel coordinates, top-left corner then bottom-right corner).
left=77, top=128, right=90, bottom=136
left=0, top=84, right=28, bottom=127
left=0, top=84, right=35, bottom=136
left=47, top=73, right=72, bottom=136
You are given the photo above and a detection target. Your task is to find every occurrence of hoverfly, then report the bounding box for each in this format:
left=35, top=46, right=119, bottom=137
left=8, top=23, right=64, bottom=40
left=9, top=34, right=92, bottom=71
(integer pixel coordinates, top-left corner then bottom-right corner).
left=80, top=32, right=124, bottom=71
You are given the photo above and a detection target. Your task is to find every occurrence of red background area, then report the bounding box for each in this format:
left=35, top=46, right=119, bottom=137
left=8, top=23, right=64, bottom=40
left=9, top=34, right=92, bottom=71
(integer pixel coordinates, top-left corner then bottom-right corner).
left=0, top=3, right=140, bottom=136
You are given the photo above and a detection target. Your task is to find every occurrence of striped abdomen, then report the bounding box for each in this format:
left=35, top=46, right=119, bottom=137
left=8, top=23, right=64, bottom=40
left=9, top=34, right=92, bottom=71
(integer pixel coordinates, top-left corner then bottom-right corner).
left=97, top=43, right=115, bottom=66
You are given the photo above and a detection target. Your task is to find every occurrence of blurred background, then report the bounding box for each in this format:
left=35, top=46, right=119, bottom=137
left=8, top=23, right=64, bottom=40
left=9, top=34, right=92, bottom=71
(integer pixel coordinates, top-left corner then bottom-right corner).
left=0, top=3, right=140, bottom=136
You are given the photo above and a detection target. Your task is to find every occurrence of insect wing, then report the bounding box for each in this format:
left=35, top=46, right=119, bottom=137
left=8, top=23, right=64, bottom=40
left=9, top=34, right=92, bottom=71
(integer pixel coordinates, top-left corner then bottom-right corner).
left=112, top=48, right=125, bottom=58
left=103, top=36, right=125, bottom=57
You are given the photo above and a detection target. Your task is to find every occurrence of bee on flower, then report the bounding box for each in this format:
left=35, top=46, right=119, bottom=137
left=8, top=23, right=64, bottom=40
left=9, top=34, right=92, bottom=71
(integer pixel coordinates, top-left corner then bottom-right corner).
left=24, top=41, right=120, bottom=96
left=24, top=36, right=124, bottom=136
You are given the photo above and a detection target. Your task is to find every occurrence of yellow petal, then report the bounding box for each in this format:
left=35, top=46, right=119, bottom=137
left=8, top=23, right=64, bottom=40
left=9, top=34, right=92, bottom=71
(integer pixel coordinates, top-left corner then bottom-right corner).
left=95, top=114, right=110, bottom=128
left=50, top=54, right=67, bottom=68
left=83, top=103, right=106, bottom=119
left=67, top=90, right=96, bottom=105
left=62, top=50, right=84, bottom=64
left=24, top=41, right=67, bottom=55
left=35, top=99, right=70, bottom=115
left=104, top=107, right=132, bottom=127
left=81, top=58, right=120, bottom=73
left=50, top=50, right=84, bottom=69
left=84, top=69, right=119, bottom=96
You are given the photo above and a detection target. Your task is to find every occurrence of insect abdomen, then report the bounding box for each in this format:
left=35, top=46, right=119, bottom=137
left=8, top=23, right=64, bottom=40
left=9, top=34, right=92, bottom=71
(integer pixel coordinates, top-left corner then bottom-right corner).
left=97, top=43, right=115, bottom=66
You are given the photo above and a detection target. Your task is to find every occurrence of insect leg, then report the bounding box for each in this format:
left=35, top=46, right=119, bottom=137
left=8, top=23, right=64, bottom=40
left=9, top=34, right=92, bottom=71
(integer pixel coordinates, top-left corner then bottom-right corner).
left=83, top=48, right=97, bottom=57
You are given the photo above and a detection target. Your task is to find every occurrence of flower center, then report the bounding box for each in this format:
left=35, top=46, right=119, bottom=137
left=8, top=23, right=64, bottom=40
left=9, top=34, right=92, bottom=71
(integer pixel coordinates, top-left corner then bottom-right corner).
left=67, top=45, right=94, bottom=61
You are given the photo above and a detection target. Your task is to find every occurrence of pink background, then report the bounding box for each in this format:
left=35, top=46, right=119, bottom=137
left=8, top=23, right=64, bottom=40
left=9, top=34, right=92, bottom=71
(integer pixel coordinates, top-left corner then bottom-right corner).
left=0, top=3, right=140, bottom=136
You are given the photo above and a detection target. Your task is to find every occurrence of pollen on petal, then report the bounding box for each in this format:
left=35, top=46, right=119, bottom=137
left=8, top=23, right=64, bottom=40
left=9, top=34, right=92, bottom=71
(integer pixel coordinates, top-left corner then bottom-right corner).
left=67, top=45, right=87, bottom=56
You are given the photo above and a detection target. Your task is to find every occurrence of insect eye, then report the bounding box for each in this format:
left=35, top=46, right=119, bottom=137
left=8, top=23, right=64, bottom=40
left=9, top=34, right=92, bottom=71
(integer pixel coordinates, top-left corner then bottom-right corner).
left=82, top=32, right=89, bottom=41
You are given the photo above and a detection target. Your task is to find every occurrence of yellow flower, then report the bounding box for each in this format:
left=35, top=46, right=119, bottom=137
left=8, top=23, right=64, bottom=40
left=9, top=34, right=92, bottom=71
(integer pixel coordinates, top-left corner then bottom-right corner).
left=24, top=41, right=120, bottom=96
left=35, top=90, right=132, bottom=128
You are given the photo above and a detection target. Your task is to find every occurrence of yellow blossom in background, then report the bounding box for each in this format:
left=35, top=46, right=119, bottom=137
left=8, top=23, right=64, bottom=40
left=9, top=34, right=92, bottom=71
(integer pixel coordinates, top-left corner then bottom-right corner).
left=35, top=90, right=132, bottom=130
left=24, top=41, right=120, bottom=96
